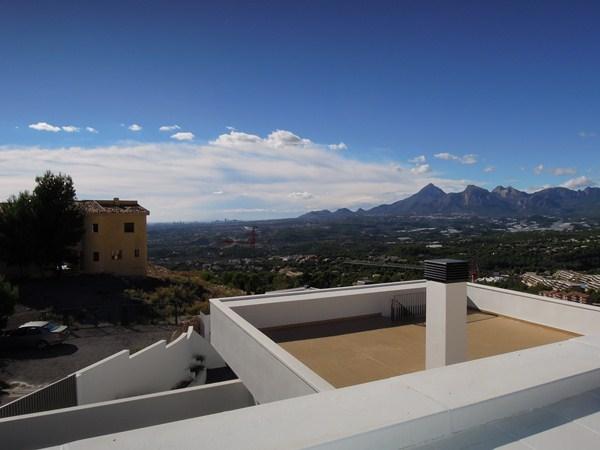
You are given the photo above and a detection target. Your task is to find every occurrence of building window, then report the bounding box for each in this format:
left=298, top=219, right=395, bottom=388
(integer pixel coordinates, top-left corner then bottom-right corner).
left=134, top=249, right=140, bottom=258
left=111, top=250, right=123, bottom=260
left=93, top=252, right=100, bottom=262
left=92, top=223, right=99, bottom=233
left=124, top=222, right=135, bottom=233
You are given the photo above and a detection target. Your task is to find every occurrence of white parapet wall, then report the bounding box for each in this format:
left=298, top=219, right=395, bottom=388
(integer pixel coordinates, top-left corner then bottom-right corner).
left=0, top=380, right=254, bottom=450
left=210, top=282, right=426, bottom=404
left=76, top=326, right=225, bottom=405
left=210, top=303, right=332, bottom=404
left=467, top=283, right=600, bottom=335
left=228, top=281, right=426, bottom=329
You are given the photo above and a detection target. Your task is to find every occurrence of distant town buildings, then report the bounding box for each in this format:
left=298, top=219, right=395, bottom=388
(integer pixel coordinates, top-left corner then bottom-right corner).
left=540, top=290, right=591, bottom=304
left=78, top=198, right=149, bottom=276
left=521, top=272, right=585, bottom=291
left=554, top=270, right=600, bottom=290
left=521, top=270, right=600, bottom=305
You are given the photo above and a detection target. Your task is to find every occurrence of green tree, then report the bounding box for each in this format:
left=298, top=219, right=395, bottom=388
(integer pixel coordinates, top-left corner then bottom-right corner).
left=124, top=282, right=205, bottom=324
left=0, top=172, right=84, bottom=276
left=589, top=290, right=600, bottom=304
left=0, top=276, right=18, bottom=328
left=0, top=192, right=37, bottom=276
left=32, top=172, right=85, bottom=273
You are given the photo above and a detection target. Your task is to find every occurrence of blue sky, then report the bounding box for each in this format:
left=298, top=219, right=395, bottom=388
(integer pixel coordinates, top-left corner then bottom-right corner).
left=1, top=1, right=599, bottom=221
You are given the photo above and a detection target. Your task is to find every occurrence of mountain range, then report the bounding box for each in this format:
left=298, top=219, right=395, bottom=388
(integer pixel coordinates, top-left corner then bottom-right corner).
left=299, top=184, right=600, bottom=220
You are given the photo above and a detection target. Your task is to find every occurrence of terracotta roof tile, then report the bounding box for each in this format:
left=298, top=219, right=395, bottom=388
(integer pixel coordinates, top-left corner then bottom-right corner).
left=78, top=199, right=149, bottom=215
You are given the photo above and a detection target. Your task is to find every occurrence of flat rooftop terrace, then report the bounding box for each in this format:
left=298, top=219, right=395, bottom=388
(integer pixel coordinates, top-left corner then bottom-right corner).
left=263, top=310, right=577, bottom=388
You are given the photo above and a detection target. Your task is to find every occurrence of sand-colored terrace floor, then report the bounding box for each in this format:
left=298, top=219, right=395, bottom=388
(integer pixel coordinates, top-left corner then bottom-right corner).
left=262, top=312, right=578, bottom=388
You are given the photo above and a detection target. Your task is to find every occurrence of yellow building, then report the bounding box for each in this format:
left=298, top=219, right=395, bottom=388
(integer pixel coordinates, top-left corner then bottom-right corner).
left=78, top=199, right=149, bottom=276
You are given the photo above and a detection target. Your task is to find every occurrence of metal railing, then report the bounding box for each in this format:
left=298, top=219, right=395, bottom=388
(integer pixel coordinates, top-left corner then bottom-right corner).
left=390, top=291, right=426, bottom=322
left=0, top=374, right=77, bottom=418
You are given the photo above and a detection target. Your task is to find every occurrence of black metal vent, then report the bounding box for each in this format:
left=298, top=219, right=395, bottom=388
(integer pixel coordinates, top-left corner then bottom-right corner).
left=424, top=259, right=469, bottom=283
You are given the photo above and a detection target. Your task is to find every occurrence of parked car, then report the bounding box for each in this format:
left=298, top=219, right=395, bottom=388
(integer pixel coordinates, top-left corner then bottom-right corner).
left=0, top=321, right=70, bottom=350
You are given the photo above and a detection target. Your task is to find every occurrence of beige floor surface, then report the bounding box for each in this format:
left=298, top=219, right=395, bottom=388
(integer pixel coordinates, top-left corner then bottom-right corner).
left=264, top=313, right=577, bottom=388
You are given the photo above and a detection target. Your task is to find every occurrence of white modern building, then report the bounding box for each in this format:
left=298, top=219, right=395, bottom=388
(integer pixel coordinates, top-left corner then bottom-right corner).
left=3, top=260, right=600, bottom=449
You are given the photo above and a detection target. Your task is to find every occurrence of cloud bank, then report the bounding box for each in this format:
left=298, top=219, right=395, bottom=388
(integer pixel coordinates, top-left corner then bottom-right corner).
left=0, top=129, right=470, bottom=221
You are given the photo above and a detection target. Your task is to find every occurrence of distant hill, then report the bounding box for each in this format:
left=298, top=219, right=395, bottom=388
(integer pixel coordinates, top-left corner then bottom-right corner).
left=299, top=183, right=600, bottom=220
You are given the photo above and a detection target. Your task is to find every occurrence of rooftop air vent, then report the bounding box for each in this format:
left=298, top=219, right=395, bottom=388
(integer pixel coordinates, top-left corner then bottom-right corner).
left=424, top=259, right=469, bottom=283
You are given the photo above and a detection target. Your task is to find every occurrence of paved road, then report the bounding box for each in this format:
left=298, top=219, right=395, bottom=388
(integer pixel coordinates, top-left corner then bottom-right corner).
left=0, top=325, right=175, bottom=405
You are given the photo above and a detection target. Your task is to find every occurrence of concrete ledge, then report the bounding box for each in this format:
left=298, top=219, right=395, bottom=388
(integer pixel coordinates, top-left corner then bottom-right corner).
left=468, top=283, right=600, bottom=335
left=57, top=336, right=600, bottom=450
left=214, top=279, right=426, bottom=303
left=0, top=380, right=253, bottom=450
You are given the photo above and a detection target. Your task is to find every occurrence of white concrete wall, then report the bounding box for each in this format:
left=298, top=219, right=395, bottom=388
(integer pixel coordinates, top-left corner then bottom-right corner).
left=467, top=283, right=600, bottom=335
left=230, top=284, right=426, bottom=329
left=211, top=302, right=334, bottom=404
left=76, top=327, right=223, bottom=405
left=211, top=280, right=600, bottom=408
left=215, top=280, right=426, bottom=303
left=0, top=380, right=254, bottom=450
left=210, top=283, right=425, bottom=404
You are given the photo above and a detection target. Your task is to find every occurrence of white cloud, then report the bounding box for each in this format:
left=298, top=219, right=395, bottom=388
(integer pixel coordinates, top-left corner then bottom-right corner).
left=210, top=129, right=313, bottom=149
left=210, top=130, right=262, bottom=147
left=226, top=126, right=236, bottom=131
left=409, top=155, right=426, bottom=164
left=85, top=127, right=99, bottom=133
left=328, top=142, right=348, bottom=151
left=434, top=152, right=453, bottom=160
left=533, top=165, right=577, bottom=176
left=434, top=152, right=477, bottom=165
left=61, top=125, right=80, bottom=133
left=551, top=167, right=576, bottom=176
left=0, top=129, right=471, bottom=221
left=460, top=154, right=477, bottom=165
left=170, top=132, right=195, bottom=141
left=266, top=130, right=312, bottom=148
left=212, top=190, right=224, bottom=195
left=562, top=176, right=595, bottom=190
left=533, top=164, right=545, bottom=175
left=483, top=166, right=495, bottom=173
left=29, top=122, right=61, bottom=132
left=410, top=164, right=431, bottom=175
left=128, top=124, right=142, bottom=132
left=159, top=125, right=181, bottom=132
left=578, top=131, right=597, bottom=138
left=288, top=191, right=315, bottom=200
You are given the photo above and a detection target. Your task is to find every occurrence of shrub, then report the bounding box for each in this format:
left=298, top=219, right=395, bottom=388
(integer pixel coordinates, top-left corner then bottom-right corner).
left=0, top=277, right=18, bottom=328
